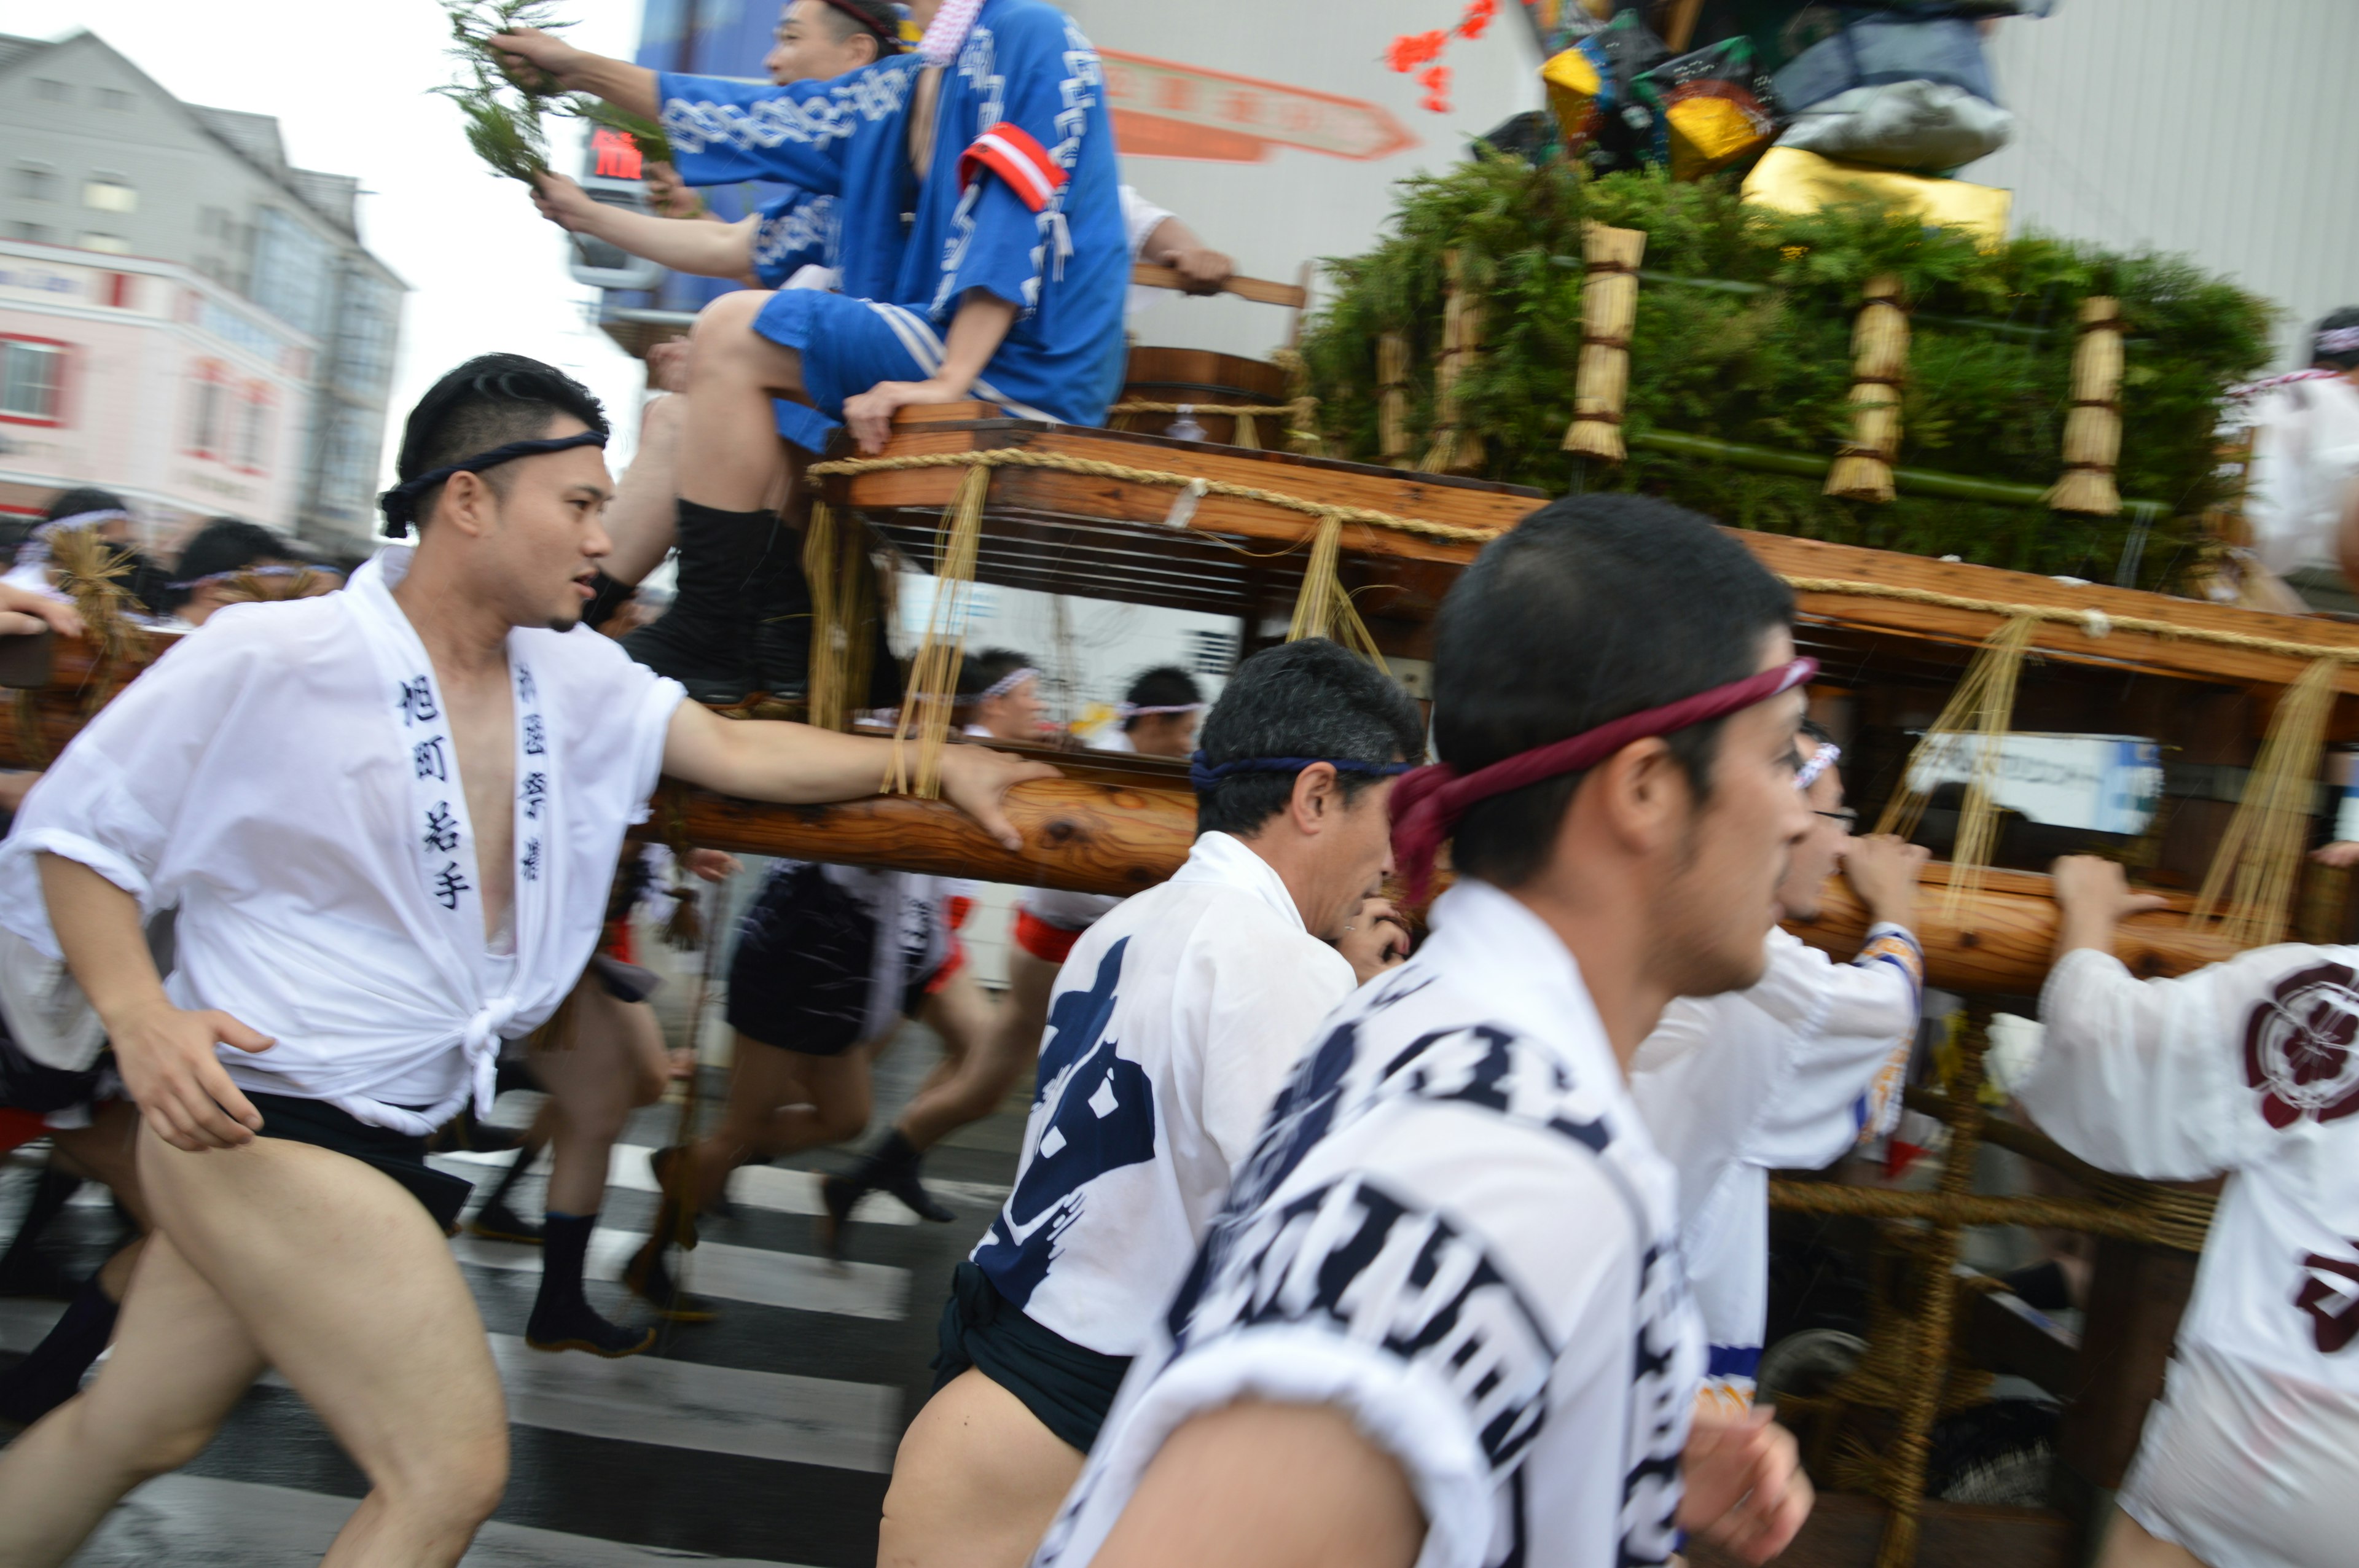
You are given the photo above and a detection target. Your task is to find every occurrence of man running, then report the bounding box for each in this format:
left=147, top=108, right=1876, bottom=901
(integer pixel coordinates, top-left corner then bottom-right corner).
left=2021, top=857, right=2359, bottom=1568
left=880, top=639, right=1420, bottom=1568
left=0, top=353, right=1047, bottom=1567
left=1632, top=723, right=1926, bottom=1413
left=1035, top=494, right=1815, bottom=1568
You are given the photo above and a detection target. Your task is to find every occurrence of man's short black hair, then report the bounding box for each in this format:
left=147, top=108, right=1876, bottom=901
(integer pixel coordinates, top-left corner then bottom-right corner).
left=392, top=354, right=608, bottom=530
left=1434, top=493, right=1795, bottom=889
left=174, top=518, right=294, bottom=585
left=957, top=647, right=1038, bottom=698
left=1122, top=665, right=1202, bottom=730
left=807, top=0, right=899, bottom=52
left=1194, top=639, right=1424, bottom=838
left=42, top=486, right=128, bottom=525
left=2315, top=306, right=2359, bottom=372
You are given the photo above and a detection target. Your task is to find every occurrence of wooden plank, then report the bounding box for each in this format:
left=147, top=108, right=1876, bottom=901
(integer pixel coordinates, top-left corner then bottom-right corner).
left=1129, top=262, right=1307, bottom=309
left=1746, top=531, right=2359, bottom=695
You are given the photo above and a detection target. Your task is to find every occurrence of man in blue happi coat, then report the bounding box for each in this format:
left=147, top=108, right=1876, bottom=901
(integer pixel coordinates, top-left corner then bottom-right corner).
left=495, top=0, right=1127, bottom=700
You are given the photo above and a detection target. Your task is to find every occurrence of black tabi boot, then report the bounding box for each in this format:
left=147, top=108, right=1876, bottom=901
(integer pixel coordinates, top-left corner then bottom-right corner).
left=622, top=1232, right=719, bottom=1324
left=745, top=515, right=814, bottom=700
left=622, top=501, right=767, bottom=704
left=820, top=1129, right=954, bottom=1261
left=0, top=1168, right=84, bottom=1300
left=467, top=1147, right=545, bottom=1245
left=525, top=1212, right=654, bottom=1358
left=0, top=1271, right=116, bottom=1424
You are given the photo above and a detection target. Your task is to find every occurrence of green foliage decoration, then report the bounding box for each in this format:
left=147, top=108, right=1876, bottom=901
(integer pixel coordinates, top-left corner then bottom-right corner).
left=436, top=1, right=671, bottom=183
left=1296, top=157, right=2278, bottom=588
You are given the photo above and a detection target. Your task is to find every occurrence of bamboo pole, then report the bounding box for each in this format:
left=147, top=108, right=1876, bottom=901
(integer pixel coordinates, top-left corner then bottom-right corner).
left=1418, top=251, right=1485, bottom=475
left=1564, top=223, right=1645, bottom=462
left=1377, top=334, right=1413, bottom=468
left=1826, top=275, right=1909, bottom=502
left=2048, top=295, right=2126, bottom=515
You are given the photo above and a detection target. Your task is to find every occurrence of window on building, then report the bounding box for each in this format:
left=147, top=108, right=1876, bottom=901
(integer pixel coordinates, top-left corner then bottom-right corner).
left=235, top=384, right=272, bottom=472
left=316, top=405, right=384, bottom=519
left=0, top=339, right=67, bottom=425
left=6, top=222, right=55, bottom=245
left=335, top=272, right=399, bottom=399
left=1183, top=628, right=1240, bottom=679
left=187, top=362, right=227, bottom=458
left=97, top=88, right=134, bottom=112
left=247, top=208, right=332, bottom=338
left=83, top=175, right=136, bottom=213
left=32, top=79, right=68, bottom=102
left=77, top=233, right=130, bottom=255
left=13, top=163, right=57, bottom=201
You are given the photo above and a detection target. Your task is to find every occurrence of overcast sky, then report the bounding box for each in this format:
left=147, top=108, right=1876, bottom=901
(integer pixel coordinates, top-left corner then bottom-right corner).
left=0, top=0, right=656, bottom=476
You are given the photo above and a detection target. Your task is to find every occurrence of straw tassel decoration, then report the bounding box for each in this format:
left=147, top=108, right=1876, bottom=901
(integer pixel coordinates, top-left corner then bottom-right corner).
left=1230, top=404, right=1262, bottom=451
left=2047, top=296, right=2126, bottom=515
left=1272, top=346, right=1325, bottom=457
left=1825, top=275, right=1909, bottom=503
left=1285, top=512, right=1390, bottom=671
left=802, top=498, right=884, bottom=735
left=1563, top=222, right=1646, bottom=462
left=1378, top=333, right=1413, bottom=468
left=1418, top=250, right=1486, bottom=475
left=888, top=465, right=990, bottom=798
left=2192, top=657, right=2337, bottom=949
left=45, top=526, right=136, bottom=665
left=1874, top=614, right=2038, bottom=921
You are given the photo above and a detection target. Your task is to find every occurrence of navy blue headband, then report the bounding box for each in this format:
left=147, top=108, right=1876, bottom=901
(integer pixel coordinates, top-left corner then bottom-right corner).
left=1189, top=752, right=1415, bottom=791
left=378, top=430, right=609, bottom=537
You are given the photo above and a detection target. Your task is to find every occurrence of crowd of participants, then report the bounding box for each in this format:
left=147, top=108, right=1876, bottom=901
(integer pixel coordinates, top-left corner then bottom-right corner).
left=0, top=2, right=2348, bottom=1567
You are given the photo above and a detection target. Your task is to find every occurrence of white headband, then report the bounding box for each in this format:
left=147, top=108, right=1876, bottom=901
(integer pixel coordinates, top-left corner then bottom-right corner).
left=16, top=510, right=130, bottom=569
left=1795, top=740, right=1841, bottom=792
left=1117, top=701, right=1205, bottom=719
left=917, top=0, right=983, bottom=66
left=2318, top=326, right=2359, bottom=356
left=976, top=665, right=1039, bottom=703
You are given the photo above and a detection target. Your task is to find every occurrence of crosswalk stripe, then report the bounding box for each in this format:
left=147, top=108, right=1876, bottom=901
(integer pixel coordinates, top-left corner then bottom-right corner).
left=65, top=1473, right=815, bottom=1567
left=5, top=1305, right=901, bottom=1473
left=451, top=1228, right=909, bottom=1320
left=429, top=1145, right=1009, bottom=1227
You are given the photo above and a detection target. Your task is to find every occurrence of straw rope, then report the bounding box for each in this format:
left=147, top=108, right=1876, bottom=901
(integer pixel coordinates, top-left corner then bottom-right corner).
left=1874, top=615, right=2038, bottom=919
left=2191, top=656, right=2338, bottom=946
left=805, top=448, right=2359, bottom=669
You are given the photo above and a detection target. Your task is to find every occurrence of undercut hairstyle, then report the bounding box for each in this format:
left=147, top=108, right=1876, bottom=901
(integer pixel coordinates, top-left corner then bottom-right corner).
left=1434, top=493, right=1795, bottom=890
left=809, top=0, right=899, bottom=52
left=958, top=647, right=1039, bottom=699
left=42, top=485, right=128, bottom=524
left=1121, top=665, right=1202, bottom=730
left=392, top=354, right=607, bottom=529
left=175, top=518, right=293, bottom=583
left=1194, top=639, right=1425, bottom=838
left=2314, top=306, right=2359, bottom=372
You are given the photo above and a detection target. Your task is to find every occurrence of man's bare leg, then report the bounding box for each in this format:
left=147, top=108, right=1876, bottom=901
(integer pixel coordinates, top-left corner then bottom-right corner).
left=0, top=1230, right=267, bottom=1564
left=158, top=1128, right=501, bottom=1564
left=678, top=291, right=809, bottom=513
left=878, top=1368, right=1084, bottom=1568
left=603, top=391, right=690, bottom=588
left=2095, top=1508, right=2209, bottom=1568
left=685, top=1037, right=874, bottom=1212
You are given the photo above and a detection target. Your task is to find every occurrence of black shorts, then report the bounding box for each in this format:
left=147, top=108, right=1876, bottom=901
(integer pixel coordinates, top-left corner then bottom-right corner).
left=248, top=1092, right=473, bottom=1235
left=931, top=1262, right=1132, bottom=1455
left=0, top=1027, right=112, bottom=1117
left=725, top=863, right=939, bottom=1058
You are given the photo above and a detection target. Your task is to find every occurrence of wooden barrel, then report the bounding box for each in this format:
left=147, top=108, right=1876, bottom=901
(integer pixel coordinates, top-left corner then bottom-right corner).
left=1117, top=347, right=1291, bottom=448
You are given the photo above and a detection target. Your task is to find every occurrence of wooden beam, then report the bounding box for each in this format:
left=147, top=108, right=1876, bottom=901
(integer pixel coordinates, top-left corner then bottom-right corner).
left=1129, top=262, right=1307, bottom=310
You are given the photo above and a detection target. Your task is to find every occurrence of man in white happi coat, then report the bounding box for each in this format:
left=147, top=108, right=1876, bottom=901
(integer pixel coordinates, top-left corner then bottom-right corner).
left=881, top=637, right=1422, bottom=1568
left=1036, top=495, right=1816, bottom=1568
left=1632, top=724, right=1926, bottom=1413
left=0, top=354, right=1048, bottom=1567
left=2021, top=856, right=2359, bottom=1568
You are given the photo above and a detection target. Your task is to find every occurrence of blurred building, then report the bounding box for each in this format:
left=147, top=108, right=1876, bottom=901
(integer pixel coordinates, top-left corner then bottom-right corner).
left=0, top=29, right=404, bottom=555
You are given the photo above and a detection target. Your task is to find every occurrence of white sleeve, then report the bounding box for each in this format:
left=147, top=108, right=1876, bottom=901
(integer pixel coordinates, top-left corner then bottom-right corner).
left=1747, top=926, right=1922, bottom=1170
left=1195, top=929, right=1358, bottom=1172
left=2019, top=946, right=2263, bottom=1179
left=0, top=622, right=264, bottom=952
left=1120, top=183, right=1175, bottom=262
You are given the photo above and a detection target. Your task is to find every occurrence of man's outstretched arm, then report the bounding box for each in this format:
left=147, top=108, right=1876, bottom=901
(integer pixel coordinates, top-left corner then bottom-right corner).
left=1092, top=1402, right=1423, bottom=1568
left=491, top=28, right=660, bottom=120
left=660, top=701, right=1057, bottom=850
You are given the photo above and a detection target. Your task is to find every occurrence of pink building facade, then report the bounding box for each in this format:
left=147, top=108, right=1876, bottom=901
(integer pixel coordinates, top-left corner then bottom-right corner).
left=0, top=238, right=314, bottom=557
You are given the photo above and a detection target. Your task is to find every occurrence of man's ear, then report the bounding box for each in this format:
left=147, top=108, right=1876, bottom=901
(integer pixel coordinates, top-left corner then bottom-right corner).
left=1288, top=762, right=1341, bottom=835
left=432, top=470, right=497, bottom=540
left=1587, top=737, right=1691, bottom=856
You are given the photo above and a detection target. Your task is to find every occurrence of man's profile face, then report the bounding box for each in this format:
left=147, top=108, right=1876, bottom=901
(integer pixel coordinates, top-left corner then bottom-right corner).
left=765, top=0, right=876, bottom=85
left=1772, top=745, right=1848, bottom=924
left=471, top=416, right=614, bottom=633
left=1656, top=629, right=1812, bottom=998
left=980, top=675, right=1044, bottom=742
left=1305, top=773, right=1399, bottom=943
left=1128, top=709, right=1197, bottom=759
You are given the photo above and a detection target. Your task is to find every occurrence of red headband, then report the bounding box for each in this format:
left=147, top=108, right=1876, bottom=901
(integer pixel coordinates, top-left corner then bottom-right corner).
left=1390, top=657, right=1818, bottom=902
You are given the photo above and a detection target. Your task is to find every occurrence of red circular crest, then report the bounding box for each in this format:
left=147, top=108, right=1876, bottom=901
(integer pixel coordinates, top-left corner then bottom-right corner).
left=2243, top=961, right=2359, bottom=1129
